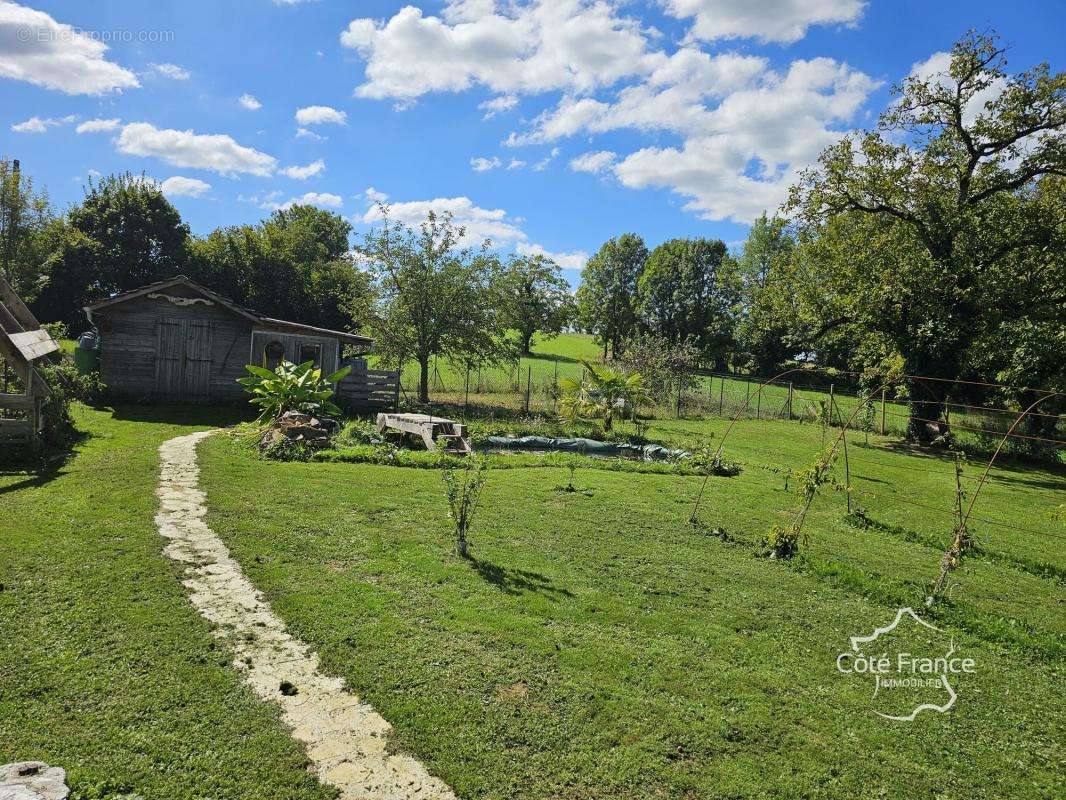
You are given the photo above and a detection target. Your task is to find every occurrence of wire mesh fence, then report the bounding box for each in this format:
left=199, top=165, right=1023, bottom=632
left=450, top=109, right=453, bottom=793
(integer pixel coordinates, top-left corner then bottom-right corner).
left=392, top=356, right=1063, bottom=459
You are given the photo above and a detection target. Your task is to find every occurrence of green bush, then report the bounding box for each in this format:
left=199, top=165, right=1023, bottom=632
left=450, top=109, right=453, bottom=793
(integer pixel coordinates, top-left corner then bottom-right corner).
left=237, top=360, right=350, bottom=421
left=259, top=437, right=315, bottom=462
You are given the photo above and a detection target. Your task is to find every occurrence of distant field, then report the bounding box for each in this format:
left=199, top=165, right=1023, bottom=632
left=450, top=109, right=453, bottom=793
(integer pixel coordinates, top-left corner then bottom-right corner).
left=385, top=332, right=1055, bottom=457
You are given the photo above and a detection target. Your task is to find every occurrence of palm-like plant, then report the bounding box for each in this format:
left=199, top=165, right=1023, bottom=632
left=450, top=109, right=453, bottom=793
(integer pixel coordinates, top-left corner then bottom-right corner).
left=237, top=360, right=351, bottom=422
left=558, top=361, right=650, bottom=432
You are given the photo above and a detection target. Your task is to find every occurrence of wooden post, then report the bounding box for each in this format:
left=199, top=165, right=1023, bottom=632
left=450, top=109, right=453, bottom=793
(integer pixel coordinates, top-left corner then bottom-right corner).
left=463, top=364, right=470, bottom=420
left=829, top=383, right=836, bottom=427
left=676, top=378, right=683, bottom=418
left=718, top=377, right=725, bottom=415
left=880, top=388, right=886, bottom=435
left=524, top=365, right=531, bottom=413
left=744, top=380, right=751, bottom=416
left=788, top=382, right=794, bottom=420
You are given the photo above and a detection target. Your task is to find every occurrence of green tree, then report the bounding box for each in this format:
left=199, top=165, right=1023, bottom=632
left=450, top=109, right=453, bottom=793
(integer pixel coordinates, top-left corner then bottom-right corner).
left=188, top=205, right=374, bottom=333
left=33, top=173, right=190, bottom=328
left=0, top=158, right=56, bottom=301
left=736, top=213, right=797, bottom=374
left=577, top=233, right=647, bottom=360
left=360, top=208, right=506, bottom=402
left=498, top=253, right=573, bottom=355
left=637, top=237, right=739, bottom=368
left=788, top=31, right=1066, bottom=440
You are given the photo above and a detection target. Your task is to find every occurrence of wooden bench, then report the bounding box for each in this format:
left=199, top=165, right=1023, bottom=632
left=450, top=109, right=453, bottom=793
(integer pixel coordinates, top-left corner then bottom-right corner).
left=376, top=413, right=472, bottom=455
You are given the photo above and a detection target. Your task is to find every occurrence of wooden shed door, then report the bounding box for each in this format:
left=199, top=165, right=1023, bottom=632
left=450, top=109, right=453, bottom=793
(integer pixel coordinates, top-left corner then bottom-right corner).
left=184, top=321, right=213, bottom=401
left=156, top=319, right=213, bottom=402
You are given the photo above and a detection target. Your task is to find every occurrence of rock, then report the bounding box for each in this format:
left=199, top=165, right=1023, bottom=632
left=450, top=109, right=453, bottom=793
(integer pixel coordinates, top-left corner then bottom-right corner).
left=0, top=763, right=70, bottom=800
left=259, top=411, right=337, bottom=452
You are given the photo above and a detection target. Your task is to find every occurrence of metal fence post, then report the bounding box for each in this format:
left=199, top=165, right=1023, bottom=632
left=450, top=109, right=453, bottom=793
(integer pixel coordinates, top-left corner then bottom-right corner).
left=756, top=383, right=762, bottom=419
left=718, top=377, right=725, bottom=415
left=525, top=365, right=532, bottom=413
left=880, top=388, right=886, bottom=435
left=788, top=382, right=794, bottom=420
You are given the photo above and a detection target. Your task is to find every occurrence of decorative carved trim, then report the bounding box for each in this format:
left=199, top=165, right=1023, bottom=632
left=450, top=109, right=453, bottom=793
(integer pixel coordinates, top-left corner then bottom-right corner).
left=148, top=292, right=214, bottom=307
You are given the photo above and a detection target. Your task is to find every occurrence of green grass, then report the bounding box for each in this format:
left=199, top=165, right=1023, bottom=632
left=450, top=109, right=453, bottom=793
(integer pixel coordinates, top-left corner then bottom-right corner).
left=196, top=413, right=1064, bottom=799
left=0, top=405, right=335, bottom=800
left=3, top=404, right=1062, bottom=798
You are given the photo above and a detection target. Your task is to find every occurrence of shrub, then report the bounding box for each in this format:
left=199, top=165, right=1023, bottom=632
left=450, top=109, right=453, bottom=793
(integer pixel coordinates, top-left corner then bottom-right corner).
left=442, top=459, right=487, bottom=557
left=237, top=360, right=351, bottom=422
left=764, top=523, right=800, bottom=559
left=333, top=418, right=383, bottom=447
left=42, top=359, right=106, bottom=403
left=558, top=361, right=650, bottom=432
left=260, top=437, right=315, bottom=462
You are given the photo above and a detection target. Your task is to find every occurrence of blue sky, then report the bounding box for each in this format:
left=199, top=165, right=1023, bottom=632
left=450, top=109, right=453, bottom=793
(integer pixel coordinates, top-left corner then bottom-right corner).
left=1, top=0, right=1063, bottom=286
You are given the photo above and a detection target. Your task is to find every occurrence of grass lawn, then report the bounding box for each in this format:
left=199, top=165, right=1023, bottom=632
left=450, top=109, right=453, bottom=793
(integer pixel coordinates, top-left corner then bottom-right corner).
left=196, top=413, right=1065, bottom=799
left=0, top=405, right=336, bottom=800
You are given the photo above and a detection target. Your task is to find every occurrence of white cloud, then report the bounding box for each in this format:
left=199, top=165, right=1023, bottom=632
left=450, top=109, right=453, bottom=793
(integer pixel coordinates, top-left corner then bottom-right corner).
left=280, top=158, right=326, bottom=179
left=509, top=57, right=877, bottom=222
left=532, top=146, right=560, bottom=172
left=507, top=158, right=526, bottom=170
left=516, top=241, right=588, bottom=271
left=340, top=1, right=659, bottom=101
left=362, top=190, right=585, bottom=270
left=362, top=195, right=526, bottom=248
left=479, top=94, right=518, bottom=119
left=11, top=114, right=74, bottom=133
left=295, top=127, right=326, bottom=141
left=239, top=93, right=262, bottom=110
left=115, top=122, right=278, bottom=177
left=364, top=186, right=389, bottom=204
left=149, top=62, right=190, bottom=80
left=569, top=150, right=616, bottom=174
left=470, top=155, right=502, bottom=172
left=0, top=1, right=139, bottom=94
left=157, top=176, right=211, bottom=197
left=269, top=191, right=343, bottom=211
left=76, top=117, right=121, bottom=134
left=295, top=105, right=347, bottom=125
left=664, top=0, right=866, bottom=44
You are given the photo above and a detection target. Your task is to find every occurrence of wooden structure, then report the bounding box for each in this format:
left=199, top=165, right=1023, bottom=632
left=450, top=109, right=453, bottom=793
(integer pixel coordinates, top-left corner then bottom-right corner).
left=0, top=275, right=59, bottom=450
left=84, top=276, right=397, bottom=409
left=376, top=413, right=472, bottom=454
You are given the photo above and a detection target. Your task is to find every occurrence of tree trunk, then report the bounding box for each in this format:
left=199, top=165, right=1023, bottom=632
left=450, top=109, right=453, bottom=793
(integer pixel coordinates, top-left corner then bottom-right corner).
left=908, top=388, right=949, bottom=444
left=418, top=356, right=430, bottom=403
left=521, top=330, right=534, bottom=356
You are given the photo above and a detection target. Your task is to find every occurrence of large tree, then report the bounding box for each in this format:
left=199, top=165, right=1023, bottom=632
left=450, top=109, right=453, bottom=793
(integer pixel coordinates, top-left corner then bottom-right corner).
left=637, top=237, right=739, bottom=368
left=498, top=253, right=573, bottom=355
left=33, top=174, right=190, bottom=328
left=188, top=205, right=374, bottom=333
left=577, top=233, right=647, bottom=360
left=736, top=213, right=797, bottom=374
left=361, top=208, right=506, bottom=402
left=788, top=31, right=1066, bottom=440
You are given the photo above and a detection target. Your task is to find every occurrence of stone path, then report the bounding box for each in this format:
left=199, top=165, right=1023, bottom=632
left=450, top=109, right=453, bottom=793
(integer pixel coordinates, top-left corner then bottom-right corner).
left=155, top=431, right=455, bottom=800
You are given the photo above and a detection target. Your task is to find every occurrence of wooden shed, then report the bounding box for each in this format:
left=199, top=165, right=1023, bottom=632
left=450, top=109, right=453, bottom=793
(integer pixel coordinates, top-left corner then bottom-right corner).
left=0, top=275, right=59, bottom=450
left=84, top=276, right=397, bottom=408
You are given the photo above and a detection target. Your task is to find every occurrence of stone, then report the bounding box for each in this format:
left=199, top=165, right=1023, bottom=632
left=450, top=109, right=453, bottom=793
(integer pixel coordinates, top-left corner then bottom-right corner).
left=0, top=762, right=69, bottom=800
